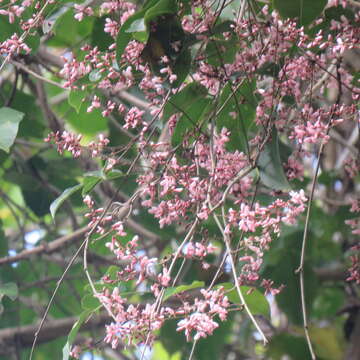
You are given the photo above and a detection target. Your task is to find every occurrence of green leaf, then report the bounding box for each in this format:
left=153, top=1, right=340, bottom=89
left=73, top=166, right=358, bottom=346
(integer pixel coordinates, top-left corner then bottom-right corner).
left=116, top=0, right=178, bottom=65
left=273, top=0, right=327, bottom=26
left=163, top=82, right=208, bottom=123
left=172, top=47, right=192, bottom=87
left=62, top=310, right=91, bottom=360
left=68, top=89, right=86, bottom=113
left=89, top=69, right=102, bottom=82
left=50, top=8, right=94, bottom=47
left=172, top=97, right=210, bottom=147
left=82, top=171, right=103, bottom=195
left=81, top=294, right=101, bottom=311
left=116, top=9, right=148, bottom=66
left=163, top=281, right=205, bottom=301
left=0, top=107, right=24, bottom=153
left=105, top=169, right=124, bottom=180
left=0, top=82, right=45, bottom=139
left=262, top=230, right=318, bottom=325
left=206, top=39, right=236, bottom=67
left=50, top=184, right=83, bottom=220
left=151, top=341, right=171, bottom=360
left=258, top=128, right=291, bottom=191
left=267, top=333, right=309, bottom=359
left=42, top=6, right=69, bottom=35
left=84, top=170, right=104, bottom=178
left=216, top=80, right=257, bottom=152
left=218, top=282, right=270, bottom=317
left=310, top=326, right=343, bottom=360
left=126, top=18, right=147, bottom=33
left=64, top=105, right=107, bottom=136
left=0, top=282, right=18, bottom=301
left=82, top=169, right=124, bottom=195
left=144, top=0, right=177, bottom=25
left=82, top=176, right=101, bottom=196
left=91, top=16, right=114, bottom=51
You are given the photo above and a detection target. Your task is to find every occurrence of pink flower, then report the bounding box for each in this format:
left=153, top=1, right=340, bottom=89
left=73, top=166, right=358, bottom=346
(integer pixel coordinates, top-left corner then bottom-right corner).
left=44, top=131, right=82, bottom=158
left=177, top=313, right=219, bottom=341
left=124, top=107, right=145, bottom=129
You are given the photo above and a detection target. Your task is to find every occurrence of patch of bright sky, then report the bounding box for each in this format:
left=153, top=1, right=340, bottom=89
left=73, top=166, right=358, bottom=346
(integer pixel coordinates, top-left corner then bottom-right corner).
left=25, top=229, right=46, bottom=248
left=135, top=344, right=152, bottom=360
left=81, top=352, right=103, bottom=360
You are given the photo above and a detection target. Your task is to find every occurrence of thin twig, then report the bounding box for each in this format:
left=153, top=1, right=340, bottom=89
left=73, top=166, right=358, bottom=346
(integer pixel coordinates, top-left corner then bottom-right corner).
left=0, top=0, right=51, bottom=73
left=212, top=213, right=268, bottom=345
left=294, top=141, right=323, bottom=360
left=10, top=60, right=65, bottom=89
left=348, top=0, right=360, bottom=8
left=29, top=239, right=87, bottom=360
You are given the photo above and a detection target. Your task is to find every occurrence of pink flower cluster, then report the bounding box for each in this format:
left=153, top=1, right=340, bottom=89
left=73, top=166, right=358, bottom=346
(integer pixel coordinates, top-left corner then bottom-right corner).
left=102, top=289, right=162, bottom=347
left=74, top=4, right=94, bottom=21
left=227, top=190, right=307, bottom=284
left=102, top=285, right=229, bottom=348
left=88, top=134, right=110, bottom=157
left=347, top=252, right=360, bottom=285
left=44, top=131, right=82, bottom=158
left=83, top=195, right=113, bottom=234
left=105, top=234, right=158, bottom=285
left=0, top=33, right=31, bottom=56
left=184, top=242, right=217, bottom=259
left=60, top=57, right=91, bottom=88
left=20, top=0, right=360, bottom=352
left=346, top=199, right=360, bottom=236
left=124, top=107, right=145, bottom=129
left=138, top=128, right=251, bottom=227
left=176, top=287, right=229, bottom=341
left=45, top=131, right=110, bottom=159
left=345, top=200, right=360, bottom=285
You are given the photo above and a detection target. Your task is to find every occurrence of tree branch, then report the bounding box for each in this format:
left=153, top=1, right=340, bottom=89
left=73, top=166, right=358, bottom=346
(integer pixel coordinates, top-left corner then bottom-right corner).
left=0, top=227, right=88, bottom=266
left=0, top=312, right=110, bottom=354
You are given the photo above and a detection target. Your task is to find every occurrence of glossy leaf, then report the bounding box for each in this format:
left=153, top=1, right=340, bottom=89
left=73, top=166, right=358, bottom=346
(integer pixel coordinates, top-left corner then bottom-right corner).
left=82, top=171, right=103, bottom=195
left=81, top=294, right=101, bottom=311
left=62, top=310, right=91, bottom=360
left=0, top=82, right=45, bottom=139
left=218, top=282, right=270, bottom=317
left=171, top=97, right=210, bottom=147
left=116, top=9, right=149, bottom=66
left=0, top=107, right=24, bottom=153
left=309, top=325, right=344, bottom=360
left=262, top=230, right=318, bottom=325
left=258, top=128, right=291, bottom=191
left=0, top=282, right=18, bottom=301
left=273, top=0, right=327, bottom=25
left=163, top=82, right=208, bottom=123
left=91, top=16, right=114, bottom=50
left=172, top=47, right=192, bottom=87
left=65, top=105, right=107, bottom=135
left=68, top=89, right=86, bottom=114
left=144, top=0, right=177, bottom=25
left=82, top=176, right=101, bottom=195
left=216, top=80, right=257, bottom=152
left=50, top=184, right=83, bottom=220
left=126, top=18, right=147, bottom=33
left=163, top=281, right=205, bottom=301
left=106, top=169, right=124, bottom=180
left=50, top=8, right=94, bottom=47
left=267, top=333, right=309, bottom=359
